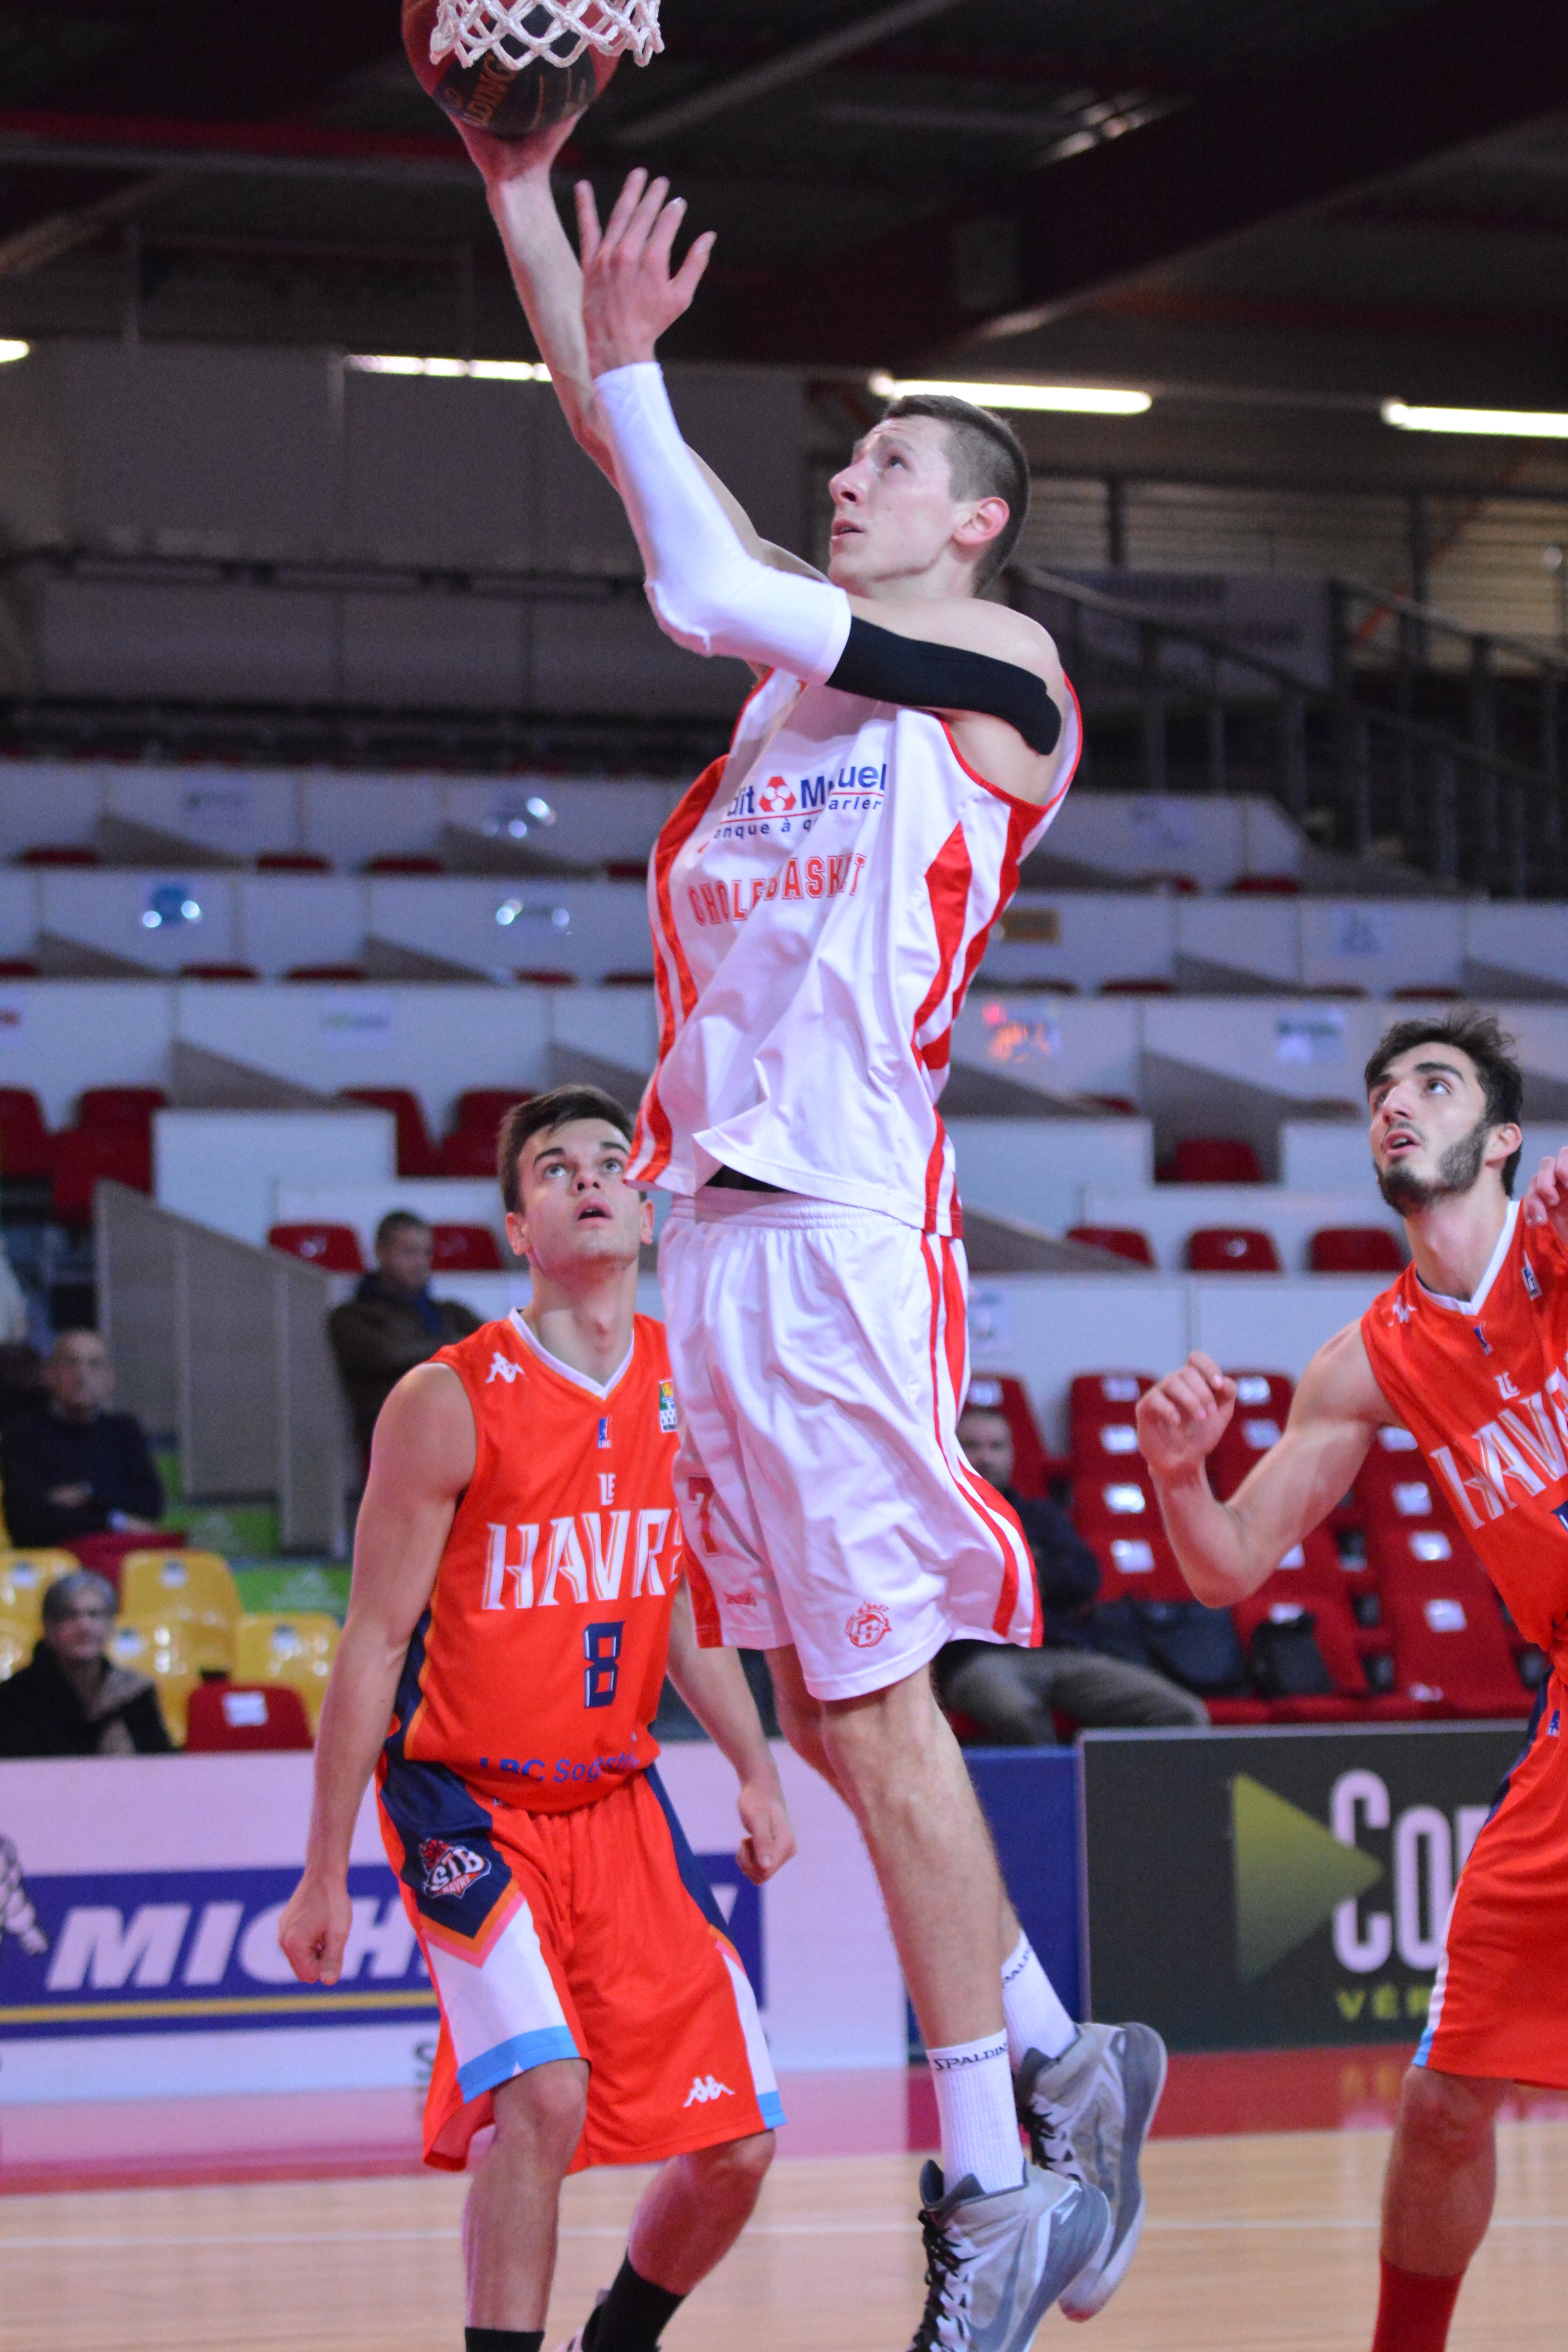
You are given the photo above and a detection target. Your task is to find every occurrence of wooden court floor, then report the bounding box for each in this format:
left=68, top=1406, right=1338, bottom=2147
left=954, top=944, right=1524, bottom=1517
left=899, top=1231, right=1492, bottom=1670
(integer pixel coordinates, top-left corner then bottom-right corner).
left=5, top=2124, right=1567, bottom=2352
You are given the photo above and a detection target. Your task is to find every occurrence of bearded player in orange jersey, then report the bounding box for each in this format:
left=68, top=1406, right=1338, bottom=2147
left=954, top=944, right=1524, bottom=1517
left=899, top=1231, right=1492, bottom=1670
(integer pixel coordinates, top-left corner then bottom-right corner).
left=1137, top=1008, right=1568, bottom=2352
left=280, top=1084, right=794, bottom=2352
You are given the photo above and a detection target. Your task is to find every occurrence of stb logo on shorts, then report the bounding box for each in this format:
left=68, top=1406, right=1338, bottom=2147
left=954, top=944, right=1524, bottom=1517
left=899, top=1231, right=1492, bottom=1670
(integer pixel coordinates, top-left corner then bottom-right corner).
left=683, top=2074, right=733, bottom=2107
left=757, top=777, right=797, bottom=815
left=658, top=1379, right=679, bottom=1435
left=487, top=1352, right=525, bottom=1385
left=419, top=1837, right=490, bottom=1901
left=846, top=1601, right=891, bottom=1649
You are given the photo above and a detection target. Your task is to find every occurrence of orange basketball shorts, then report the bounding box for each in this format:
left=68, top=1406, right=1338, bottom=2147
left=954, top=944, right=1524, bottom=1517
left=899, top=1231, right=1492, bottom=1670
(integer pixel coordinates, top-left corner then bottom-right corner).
left=1419, top=1675, right=1568, bottom=2086
left=376, top=1757, right=783, bottom=2171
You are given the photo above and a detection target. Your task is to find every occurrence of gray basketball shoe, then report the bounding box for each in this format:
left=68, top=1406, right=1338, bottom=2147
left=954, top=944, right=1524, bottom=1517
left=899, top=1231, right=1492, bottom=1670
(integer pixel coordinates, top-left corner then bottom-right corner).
left=905, top=2159, right=1111, bottom=2352
left=1015, top=2023, right=1168, bottom=2321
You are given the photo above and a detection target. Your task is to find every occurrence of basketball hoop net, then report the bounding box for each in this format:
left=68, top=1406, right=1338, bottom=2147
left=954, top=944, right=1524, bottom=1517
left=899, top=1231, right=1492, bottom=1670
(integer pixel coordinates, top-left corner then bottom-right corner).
left=431, top=0, right=662, bottom=72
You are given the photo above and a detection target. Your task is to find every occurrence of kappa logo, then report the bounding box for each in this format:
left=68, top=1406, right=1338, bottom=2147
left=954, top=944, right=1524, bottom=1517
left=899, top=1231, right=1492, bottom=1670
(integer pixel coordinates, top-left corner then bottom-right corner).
left=1391, top=1298, right=1415, bottom=1325
left=419, top=1837, right=490, bottom=1901
left=683, top=2074, right=734, bottom=2107
left=846, top=1602, right=891, bottom=1649
left=757, top=777, right=797, bottom=815
left=658, top=1379, right=679, bottom=1435
left=487, top=1352, right=525, bottom=1385
left=0, top=1834, right=48, bottom=1956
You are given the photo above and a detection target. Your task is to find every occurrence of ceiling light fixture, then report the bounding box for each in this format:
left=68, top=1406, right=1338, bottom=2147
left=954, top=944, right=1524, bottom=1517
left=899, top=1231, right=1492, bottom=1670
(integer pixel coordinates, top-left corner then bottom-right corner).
left=346, top=354, right=550, bottom=382
left=869, top=373, right=1150, bottom=415
left=1382, top=399, right=1568, bottom=439
left=0, top=340, right=28, bottom=365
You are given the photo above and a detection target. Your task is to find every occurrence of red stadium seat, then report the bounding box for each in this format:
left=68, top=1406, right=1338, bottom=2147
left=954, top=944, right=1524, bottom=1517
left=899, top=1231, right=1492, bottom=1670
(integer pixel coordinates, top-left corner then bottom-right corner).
left=257, top=852, right=331, bottom=873
left=1069, top=1372, right=1152, bottom=1451
left=1083, top=1528, right=1189, bottom=1605
left=430, top=1223, right=504, bottom=1272
left=1075, top=1473, right=1159, bottom=1547
left=1391, top=985, right=1463, bottom=1001
left=1065, top=1225, right=1156, bottom=1267
left=340, top=1087, right=442, bottom=1177
left=1311, top=1226, right=1404, bottom=1274
left=1098, top=977, right=1176, bottom=996
left=963, top=1373, right=1050, bottom=1498
left=602, top=969, right=657, bottom=987
left=439, top=1128, right=504, bottom=1177
left=0, top=1088, right=53, bottom=1179
left=366, top=854, right=444, bottom=874
left=1232, top=1578, right=1368, bottom=1698
left=51, top=1127, right=152, bottom=1225
left=1169, top=1138, right=1263, bottom=1184
left=1210, top=1374, right=1294, bottom=1496
left=1187, top=1227, right=1281, bottom=1274
left=18, top=843, right=98, bottom=866
left=0, top=958, right=39, bottom=978
left=285, top=963, right=367, bottom=981
left=515, top=968, right=579, bottom=986
left=79, top=1086, right=167, bottom=1131
left=180, top=962, right=261, bottom=980
left=452, top=1088, right=533, bottom=1136
left=1227, top=875, right=1301, bottom=895
left=268, top=1223, right=365, bottom=1274
left=1382, top=1563, right=1531, bottom=1716
left=184, top=1682, right=313, bottom=1751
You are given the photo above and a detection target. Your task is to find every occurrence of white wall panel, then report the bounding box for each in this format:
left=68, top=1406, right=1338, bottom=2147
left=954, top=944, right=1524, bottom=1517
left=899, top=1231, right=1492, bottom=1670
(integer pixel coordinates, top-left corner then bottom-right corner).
left=552, top=985, right=661, bottom=1077
left=1300, top=901, right=1467, bottom=994
left=1467, top=905, right=1568, bottom=989
left=0, top=983, right=173, bottom=1123
left=986, top=892, right=1178, bottom=992
left=41, top=871, right=238, bottom=972
left=154, top=1109, right=394, bottom=1246
left=949, top=1116, right=1152, bottom=1232
left=1142, top=997, right=1369, bottom=1102
left=1080, top=1182, right=1401, bottom=1272
left=233, top=876, right=367, bottom=973
left=103, top=768, right=300, bottom=860
left=967, top=1273, right=1189, bottom=1450
left=1176, top=896, right=1302, bottom=984
left=1189, top=1273, right=1387, bottom=1373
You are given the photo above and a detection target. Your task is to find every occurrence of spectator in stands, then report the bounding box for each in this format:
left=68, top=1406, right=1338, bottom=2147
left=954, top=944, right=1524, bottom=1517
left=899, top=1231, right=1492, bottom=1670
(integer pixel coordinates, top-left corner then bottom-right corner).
left=0, top=1329, right=163, bottom=1546
left=327, top=1210, right=481, bottom=1459
left=935, top=1405, right=1208, bottom=1743
left=0, top=1568, right=172, bottom=1756
left=0, top=1340, right=44, bottom=1423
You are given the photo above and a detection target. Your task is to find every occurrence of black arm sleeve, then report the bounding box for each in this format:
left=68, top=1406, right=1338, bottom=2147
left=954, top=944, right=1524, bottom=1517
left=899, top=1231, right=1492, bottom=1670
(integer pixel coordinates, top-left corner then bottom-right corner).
left=827, top=616, right=1061, bottom=754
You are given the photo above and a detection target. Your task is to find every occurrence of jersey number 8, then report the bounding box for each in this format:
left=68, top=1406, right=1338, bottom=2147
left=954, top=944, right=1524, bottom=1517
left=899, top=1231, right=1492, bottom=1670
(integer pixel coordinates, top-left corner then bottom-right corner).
left=584, top=1620, right=624, bottom=1710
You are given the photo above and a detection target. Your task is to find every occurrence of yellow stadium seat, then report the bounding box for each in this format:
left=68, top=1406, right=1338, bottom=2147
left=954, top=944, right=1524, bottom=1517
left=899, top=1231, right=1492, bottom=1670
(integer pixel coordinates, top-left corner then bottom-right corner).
left=106, top=1619, right=198, bottom=1745
left=121, top=1550, right=240, bottom=1676
left=0, top=1613, right=33, bottom=1680
left=232, top=1612, right=339, bottom=1730
left=0, top=1550, right=78, bottom=1635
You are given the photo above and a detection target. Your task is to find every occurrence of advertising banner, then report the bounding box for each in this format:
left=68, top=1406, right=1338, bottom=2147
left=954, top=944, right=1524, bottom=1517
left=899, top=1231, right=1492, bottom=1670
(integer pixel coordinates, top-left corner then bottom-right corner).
left=0, top=1743, right=904, bottom=2101
left=1081, top=1722, right=1526, bottom=2051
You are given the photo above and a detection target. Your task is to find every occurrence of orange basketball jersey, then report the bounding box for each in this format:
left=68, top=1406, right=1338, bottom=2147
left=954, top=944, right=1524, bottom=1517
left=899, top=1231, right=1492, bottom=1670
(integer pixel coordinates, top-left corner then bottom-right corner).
left=392, top=1310, right=684, bottom=1811
left=1361, top=1203, right=1568, bottom=1670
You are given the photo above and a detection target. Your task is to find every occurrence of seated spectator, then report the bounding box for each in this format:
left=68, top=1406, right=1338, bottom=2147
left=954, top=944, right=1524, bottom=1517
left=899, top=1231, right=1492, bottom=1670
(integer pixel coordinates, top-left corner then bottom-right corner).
left=0, top=1329, right=163, bottom=1546
left=0, top=1568, right=172, bottom=1756
left=935, top=1403, right=1208, bottom=1744
left=328, top=1210, right=482, bottom=1459
left=0, top=1340, right=44, bottom=1423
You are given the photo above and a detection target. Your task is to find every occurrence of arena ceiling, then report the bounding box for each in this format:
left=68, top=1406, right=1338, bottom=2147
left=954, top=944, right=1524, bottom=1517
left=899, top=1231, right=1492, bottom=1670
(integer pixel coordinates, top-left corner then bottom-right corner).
left=8, top=1, right=1568, bottom=495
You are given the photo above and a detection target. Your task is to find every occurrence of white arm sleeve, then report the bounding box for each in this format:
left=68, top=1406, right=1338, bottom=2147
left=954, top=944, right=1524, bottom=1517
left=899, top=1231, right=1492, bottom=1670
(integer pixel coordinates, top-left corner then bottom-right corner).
left=593, top=361, right=851, bottom=679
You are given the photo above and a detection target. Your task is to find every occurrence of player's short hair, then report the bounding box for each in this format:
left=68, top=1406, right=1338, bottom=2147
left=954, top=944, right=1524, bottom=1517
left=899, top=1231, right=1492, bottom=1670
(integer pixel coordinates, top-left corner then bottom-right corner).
left=881, top=393, right=1030, bottom=589
left=374, top=1209, right=430, bottom=1249
left=1364, top=1008, right=1525, bottom=1195
left=498, top=1085, right=635, bottom=1214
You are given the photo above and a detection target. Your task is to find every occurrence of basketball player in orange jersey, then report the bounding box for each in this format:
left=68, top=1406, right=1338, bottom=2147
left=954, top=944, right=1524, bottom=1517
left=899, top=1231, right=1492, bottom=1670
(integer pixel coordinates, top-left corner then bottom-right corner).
left=450, top=115, right=1164, bottom=2352
left=279, top=1084, right=794, bottom=2352
left=1137, top=1008, right=1568, bottom=2352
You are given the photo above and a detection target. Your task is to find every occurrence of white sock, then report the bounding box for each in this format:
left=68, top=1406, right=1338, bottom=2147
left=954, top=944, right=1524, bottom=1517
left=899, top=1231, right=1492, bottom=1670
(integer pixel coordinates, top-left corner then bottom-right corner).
left=1001, top=1931, right=1078, bottom=2070
left=927, top=2032, right=1023, bottom=2196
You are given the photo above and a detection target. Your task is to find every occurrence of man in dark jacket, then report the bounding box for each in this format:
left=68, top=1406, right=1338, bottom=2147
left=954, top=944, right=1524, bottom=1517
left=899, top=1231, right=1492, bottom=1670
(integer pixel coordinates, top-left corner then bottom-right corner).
left=0, top=1569, right=172, bottom=1756
left=0, top=1329, right=163, bottom=1547
left=934, top=1405, right=1207, bottom=1743
left=327, top=1211, right=481, bottom=1460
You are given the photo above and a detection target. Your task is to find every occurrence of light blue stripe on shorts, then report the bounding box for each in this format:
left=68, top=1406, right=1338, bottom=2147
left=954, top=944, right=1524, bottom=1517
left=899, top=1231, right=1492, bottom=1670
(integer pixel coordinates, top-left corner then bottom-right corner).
left=457, top=2022, right=581, bottom=2102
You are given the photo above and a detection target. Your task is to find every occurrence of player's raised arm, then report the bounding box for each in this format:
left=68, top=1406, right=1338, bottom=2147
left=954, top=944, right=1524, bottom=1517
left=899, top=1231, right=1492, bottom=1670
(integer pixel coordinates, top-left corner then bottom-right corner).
left=277, top=1360, right=474, bottom=1984
left=1136, top=1329, right=1388, bottom=1607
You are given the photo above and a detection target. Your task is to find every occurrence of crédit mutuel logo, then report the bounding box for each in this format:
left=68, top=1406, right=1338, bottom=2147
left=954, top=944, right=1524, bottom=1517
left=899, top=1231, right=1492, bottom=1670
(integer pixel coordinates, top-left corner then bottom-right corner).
left=1229, top=1769, right=1485, bottom=2027
left=713, top=763, right=887, bottom=842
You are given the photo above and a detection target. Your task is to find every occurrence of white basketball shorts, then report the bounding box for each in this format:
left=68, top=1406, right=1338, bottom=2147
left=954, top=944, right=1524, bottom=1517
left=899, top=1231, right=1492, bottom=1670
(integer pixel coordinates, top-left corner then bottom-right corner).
left=658, top=1189, right=1040, bottom=1700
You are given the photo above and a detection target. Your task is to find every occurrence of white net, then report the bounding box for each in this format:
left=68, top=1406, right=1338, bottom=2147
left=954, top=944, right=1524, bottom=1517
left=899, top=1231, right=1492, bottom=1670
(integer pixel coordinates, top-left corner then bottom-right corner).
left=431, top=0, right=662, bottom=72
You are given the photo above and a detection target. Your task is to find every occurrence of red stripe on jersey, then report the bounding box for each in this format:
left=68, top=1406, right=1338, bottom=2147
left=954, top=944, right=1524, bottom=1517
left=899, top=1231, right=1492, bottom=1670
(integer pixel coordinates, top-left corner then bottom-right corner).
left=635, top=754, right=731, bottom=1179
left=920, top=1237, right=1029, bottom=1640
left=911, top=824, right=975, bottom=1071
left=682, top=1548, right=724, bottom=1648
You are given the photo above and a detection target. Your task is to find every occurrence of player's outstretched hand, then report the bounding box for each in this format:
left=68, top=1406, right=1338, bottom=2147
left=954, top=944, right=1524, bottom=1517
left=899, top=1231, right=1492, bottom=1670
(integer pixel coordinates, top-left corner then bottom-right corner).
left=278, top=1870, right=352, bottom=1986
left=577, top=167, right=715, bottom=375
left=1135, top=1351, right=1237, bottom=1483
left=1522, top=1147, right=1568, bottom=1246
left=735, top=1779, right=797, bottom=1886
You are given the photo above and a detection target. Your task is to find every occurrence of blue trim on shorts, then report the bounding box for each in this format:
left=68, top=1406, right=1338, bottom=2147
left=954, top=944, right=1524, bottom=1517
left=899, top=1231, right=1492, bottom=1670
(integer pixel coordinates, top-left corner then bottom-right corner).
left=757, top=2088, right=786, bottom=2130
left=643, top=1761, right=732, bottom=1940
left=457, top=2024, right=581, bottom=2102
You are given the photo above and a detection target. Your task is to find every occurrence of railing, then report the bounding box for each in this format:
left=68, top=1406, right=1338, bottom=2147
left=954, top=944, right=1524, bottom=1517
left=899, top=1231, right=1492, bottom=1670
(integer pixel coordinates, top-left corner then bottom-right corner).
left=95, top=1181, right=350, bottom=1555
left=1008, top=562, right=1568, bottom=898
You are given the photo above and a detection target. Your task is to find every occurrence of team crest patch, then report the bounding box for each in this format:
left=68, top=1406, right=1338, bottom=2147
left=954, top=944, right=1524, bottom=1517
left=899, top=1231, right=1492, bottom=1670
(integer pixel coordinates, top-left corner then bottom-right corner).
left=658, top=1379, right=679, bottom=1434
left=846, top=1602, right=891, bottom=1649
left=419, top=1837, right=490, bottom=1900
left=487, top=1352, right=525, bottom=1385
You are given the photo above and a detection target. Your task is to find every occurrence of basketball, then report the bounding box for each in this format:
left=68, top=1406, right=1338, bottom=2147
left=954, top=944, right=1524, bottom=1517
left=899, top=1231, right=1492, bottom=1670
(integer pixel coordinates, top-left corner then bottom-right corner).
left=403, top=0, right=620, bottom=140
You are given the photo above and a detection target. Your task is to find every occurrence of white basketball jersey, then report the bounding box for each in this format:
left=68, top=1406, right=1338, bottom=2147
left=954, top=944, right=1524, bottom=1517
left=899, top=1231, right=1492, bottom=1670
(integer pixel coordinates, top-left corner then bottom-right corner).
left=628, top=668, right=1080, bottom=1236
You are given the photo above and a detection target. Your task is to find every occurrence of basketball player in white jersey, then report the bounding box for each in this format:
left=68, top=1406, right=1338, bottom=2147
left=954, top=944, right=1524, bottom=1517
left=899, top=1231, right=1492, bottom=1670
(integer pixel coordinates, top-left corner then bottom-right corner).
left=456, top=121, right=1163, bottom=2350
